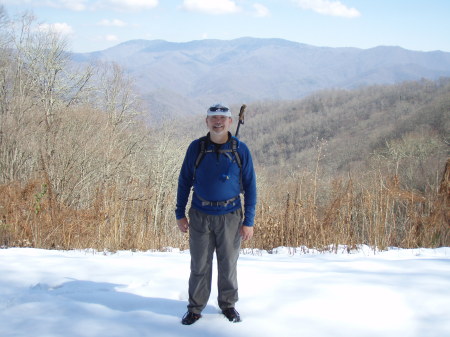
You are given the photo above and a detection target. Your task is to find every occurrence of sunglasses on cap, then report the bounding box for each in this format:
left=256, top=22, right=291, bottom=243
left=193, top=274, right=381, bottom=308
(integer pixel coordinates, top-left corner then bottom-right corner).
left=209, top=106, right=229, bottom=112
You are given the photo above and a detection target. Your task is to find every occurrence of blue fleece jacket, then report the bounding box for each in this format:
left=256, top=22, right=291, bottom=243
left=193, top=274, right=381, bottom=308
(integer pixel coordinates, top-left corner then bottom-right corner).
left=175, top=133, right=257, bottom=227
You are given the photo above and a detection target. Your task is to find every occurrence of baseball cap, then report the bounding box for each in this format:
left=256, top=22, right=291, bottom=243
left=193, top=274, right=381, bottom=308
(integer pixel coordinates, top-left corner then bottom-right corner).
left=207, top=103, right=232, bottom=117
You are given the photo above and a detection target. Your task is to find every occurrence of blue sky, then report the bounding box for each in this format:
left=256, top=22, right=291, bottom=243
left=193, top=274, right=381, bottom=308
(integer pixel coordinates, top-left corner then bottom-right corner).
left=2, top=0, right=450, bottom=53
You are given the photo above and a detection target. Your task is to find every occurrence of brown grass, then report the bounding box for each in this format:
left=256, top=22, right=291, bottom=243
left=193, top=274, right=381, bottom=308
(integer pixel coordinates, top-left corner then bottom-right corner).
left=248, top=160, right=449, bottom=252
left=1, top=161, right=448, bottom=252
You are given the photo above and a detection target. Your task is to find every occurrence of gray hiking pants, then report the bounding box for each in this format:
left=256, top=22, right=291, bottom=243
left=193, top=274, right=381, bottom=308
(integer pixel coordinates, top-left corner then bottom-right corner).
left=187, top=207, right=243, bottom=314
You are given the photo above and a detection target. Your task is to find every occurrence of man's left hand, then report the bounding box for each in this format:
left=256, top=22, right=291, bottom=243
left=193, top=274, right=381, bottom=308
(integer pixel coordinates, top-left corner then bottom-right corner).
left=240, top=226, right=254, bottom=241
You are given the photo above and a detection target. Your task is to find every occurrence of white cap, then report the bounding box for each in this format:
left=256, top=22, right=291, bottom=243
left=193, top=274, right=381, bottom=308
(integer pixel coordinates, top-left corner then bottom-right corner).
left=207, top=103, right=231, bottom=117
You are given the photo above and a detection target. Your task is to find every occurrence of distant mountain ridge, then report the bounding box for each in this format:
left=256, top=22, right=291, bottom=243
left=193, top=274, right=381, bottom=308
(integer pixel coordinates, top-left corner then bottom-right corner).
left=72, top=37, right=450, bottom=119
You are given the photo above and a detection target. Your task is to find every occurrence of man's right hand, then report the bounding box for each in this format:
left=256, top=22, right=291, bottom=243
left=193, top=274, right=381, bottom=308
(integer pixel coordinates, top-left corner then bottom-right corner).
left=177, top=217, right=189, bottom=233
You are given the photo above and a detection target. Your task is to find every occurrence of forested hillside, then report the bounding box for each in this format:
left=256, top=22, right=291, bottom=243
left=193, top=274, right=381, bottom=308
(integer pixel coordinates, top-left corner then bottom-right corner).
left=0, top=10, right=448, bottom=252
left=243, top=79, right=449, bottom=179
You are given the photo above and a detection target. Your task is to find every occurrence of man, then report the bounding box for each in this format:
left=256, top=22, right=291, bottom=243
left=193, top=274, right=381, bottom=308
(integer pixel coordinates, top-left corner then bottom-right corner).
left=176, top=103, right=257, bottom=325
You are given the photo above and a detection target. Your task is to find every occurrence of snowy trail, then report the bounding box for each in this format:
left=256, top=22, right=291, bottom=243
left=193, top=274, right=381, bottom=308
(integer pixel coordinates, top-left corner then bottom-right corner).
left=1, top=247, right=449, bottom=337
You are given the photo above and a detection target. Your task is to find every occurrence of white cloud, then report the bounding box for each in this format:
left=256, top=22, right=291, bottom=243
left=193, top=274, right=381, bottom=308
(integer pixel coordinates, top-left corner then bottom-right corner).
left=43, top=0, right=88, bottom=11
left=181, top=0, right=240, bottom=15
left=97, top=0, right=159, bottom=11
left=253, top=3, right=270, bottom=18
left=293, top=0, right=360, bottom=18
left=38, top=22, right=74, bottom=35
left=105, top=34, right=119, bottom=41
left=13, top=0, right=158, bottom=12
left=97, top=19, right=127, bottom=27
left=92, top=34, right=119, bottom=44
left=2, top=0, right=87, bottom=11
left=61, top=0, right=87, bottom=11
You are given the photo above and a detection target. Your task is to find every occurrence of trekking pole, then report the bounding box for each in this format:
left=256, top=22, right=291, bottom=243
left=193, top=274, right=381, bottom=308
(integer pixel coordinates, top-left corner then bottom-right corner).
left=235, top=104, right=246, bottom=138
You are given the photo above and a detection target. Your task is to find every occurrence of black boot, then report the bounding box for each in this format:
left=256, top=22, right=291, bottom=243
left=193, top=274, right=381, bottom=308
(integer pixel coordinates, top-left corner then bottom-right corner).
left=181, top=311, right=202, bottom=325
left=222, top=308, right=242, bottom=323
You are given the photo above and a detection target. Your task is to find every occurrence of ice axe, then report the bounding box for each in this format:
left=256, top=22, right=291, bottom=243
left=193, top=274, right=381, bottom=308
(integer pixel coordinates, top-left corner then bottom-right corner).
left=235, top=104, right=246, bottom=138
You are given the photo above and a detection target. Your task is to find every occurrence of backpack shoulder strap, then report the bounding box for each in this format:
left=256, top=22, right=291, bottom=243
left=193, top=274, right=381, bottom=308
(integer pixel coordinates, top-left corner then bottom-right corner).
left=194, top=136, right=208, bottom=169
left=231, top=137, right=244, bottom=193
left=231, top=138, right=242, bottom=169
left=193, top=136, right=207, bottom=182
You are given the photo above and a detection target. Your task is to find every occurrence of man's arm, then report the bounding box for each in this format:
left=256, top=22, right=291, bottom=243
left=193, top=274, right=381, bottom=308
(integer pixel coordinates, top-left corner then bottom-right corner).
left=240, top=142, right=257, bottom=227
left=175, top=141, right=196, bottom=221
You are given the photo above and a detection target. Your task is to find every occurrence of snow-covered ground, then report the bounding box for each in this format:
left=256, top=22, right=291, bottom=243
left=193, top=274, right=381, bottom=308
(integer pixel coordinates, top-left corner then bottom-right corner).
left=1, top=246, right=449, bottom=337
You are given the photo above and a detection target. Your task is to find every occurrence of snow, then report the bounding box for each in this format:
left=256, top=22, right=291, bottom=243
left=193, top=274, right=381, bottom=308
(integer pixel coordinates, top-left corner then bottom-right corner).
left=1, top=246, right=449, bottom=337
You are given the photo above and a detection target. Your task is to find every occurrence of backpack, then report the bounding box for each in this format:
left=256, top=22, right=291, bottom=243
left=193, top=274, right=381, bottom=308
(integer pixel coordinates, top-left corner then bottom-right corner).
left=193, top=136, right=243, bottom=194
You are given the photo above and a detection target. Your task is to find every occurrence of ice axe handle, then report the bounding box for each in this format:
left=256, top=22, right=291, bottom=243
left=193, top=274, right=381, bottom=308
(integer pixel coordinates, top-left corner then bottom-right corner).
left=235, top=104, right=246, bottom=138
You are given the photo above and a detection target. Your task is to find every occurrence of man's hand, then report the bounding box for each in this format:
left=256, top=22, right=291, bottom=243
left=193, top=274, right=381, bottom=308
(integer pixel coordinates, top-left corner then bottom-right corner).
left=240, top=225, right=253, bottom=241
left=177, top=217, right=189, bottom=233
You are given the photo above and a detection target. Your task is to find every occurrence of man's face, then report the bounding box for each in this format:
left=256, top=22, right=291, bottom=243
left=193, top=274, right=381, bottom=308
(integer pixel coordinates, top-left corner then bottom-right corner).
left=206, top=115, right=232, bottom=136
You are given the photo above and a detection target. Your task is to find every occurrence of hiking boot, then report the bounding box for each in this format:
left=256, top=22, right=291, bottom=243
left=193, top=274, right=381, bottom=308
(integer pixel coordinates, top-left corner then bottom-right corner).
left=181, top=311, right=202, bottom=325
left=222, top=308, right=242, bottom=322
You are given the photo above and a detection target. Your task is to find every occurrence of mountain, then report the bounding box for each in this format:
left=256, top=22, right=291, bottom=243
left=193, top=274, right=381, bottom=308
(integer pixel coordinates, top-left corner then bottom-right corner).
left=72, top=37, right=450, bottom=119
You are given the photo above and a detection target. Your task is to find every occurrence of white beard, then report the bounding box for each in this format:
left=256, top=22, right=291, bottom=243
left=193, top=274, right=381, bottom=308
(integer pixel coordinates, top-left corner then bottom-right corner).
left=211, top=125, right=226, bottom=135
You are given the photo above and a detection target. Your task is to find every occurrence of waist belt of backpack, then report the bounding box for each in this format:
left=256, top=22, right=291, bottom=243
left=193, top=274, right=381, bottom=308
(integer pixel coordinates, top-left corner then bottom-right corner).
left=196, top=194, right=240, bottom=207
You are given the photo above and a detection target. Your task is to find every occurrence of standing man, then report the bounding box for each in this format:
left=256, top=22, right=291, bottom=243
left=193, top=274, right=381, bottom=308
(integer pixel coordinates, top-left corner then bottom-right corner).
left=176, top=103, right=257, bottom=325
